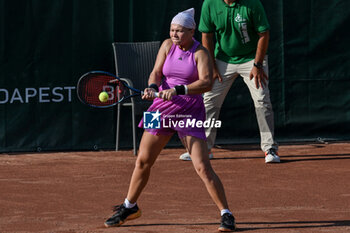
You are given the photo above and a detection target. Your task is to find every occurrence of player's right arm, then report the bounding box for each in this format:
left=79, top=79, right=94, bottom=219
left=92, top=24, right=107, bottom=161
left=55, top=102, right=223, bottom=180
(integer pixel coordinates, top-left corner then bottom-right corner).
left=143, top=39, right=172, bottom=100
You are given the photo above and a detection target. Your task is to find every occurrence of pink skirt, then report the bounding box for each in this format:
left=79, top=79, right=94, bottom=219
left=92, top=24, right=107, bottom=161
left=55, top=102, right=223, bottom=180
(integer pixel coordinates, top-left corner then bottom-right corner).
left=138, top=94, right=206, bottom=140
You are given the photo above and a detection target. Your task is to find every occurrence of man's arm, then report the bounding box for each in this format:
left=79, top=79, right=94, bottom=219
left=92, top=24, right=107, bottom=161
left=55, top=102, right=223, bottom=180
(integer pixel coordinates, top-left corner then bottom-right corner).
left=255, top=30, right=269, bottom=65
left=202, top=32, right=223, bottom=82
left=250, top=30, right=269, bottom=89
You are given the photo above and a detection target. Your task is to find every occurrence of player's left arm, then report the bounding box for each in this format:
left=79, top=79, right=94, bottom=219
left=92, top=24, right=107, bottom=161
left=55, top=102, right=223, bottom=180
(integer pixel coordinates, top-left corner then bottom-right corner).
left=160, top=45, right=213, bottom=100
left=250, top=30, right=269, bottom=89
left=187, top=45, right=213, bottom=94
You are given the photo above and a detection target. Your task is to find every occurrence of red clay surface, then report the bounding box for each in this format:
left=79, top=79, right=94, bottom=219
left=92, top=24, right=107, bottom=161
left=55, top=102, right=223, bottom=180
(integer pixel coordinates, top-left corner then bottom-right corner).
left=1, top=142, right=350, bottom=233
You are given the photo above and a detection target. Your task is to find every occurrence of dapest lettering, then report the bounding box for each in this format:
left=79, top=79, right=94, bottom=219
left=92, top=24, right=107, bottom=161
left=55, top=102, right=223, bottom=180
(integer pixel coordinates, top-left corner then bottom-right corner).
left=0, top=87, right=76, bottom=104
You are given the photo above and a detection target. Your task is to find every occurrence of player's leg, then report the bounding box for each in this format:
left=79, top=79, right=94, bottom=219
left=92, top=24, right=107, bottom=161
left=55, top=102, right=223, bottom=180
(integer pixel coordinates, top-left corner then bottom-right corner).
left=127, top=131, right=172, bottom=202
left=239, top=58, right=279, bottom=163
left=184, top=135, right=236, bottom=231
left=104, top=131, right=173, bottom=227
left=186, top=136, right=228, bottom=210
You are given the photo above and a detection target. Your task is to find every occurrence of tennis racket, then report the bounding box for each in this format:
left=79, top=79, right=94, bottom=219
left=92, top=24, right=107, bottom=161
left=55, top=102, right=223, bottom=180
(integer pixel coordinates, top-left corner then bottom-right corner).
left=76, top=71, right=159, bottom=108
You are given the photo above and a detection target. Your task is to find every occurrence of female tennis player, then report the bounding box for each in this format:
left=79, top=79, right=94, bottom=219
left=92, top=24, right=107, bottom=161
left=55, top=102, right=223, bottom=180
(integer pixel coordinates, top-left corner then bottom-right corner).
left=104, top=8, right=236, bottom=232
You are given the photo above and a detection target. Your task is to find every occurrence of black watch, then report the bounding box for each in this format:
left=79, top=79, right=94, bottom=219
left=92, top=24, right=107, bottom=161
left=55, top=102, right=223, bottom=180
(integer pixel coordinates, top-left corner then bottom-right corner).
left=253, top=62, right=263, bottom=69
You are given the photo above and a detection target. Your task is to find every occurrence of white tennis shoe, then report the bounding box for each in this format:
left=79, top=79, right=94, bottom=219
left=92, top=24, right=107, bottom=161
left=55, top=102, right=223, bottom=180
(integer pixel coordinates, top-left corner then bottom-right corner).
left=265, top=148, right=280, bottom=163
left=179, top=152, right=213, bottom=161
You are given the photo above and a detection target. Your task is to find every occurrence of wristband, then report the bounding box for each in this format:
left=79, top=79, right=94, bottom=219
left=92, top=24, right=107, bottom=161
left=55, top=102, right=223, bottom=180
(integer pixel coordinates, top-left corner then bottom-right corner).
left=174, top=85, right=186, bottom=95
left=253, top=62, right=263, bottom=69
left=184, top=85, right=188, bottom=95
left=148, top=83, right=159, bottom=92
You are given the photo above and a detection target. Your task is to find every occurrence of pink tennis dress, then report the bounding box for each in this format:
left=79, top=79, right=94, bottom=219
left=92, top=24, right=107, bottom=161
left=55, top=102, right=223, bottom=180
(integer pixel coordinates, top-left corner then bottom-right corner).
left=138, top=39, right=206, bottom=140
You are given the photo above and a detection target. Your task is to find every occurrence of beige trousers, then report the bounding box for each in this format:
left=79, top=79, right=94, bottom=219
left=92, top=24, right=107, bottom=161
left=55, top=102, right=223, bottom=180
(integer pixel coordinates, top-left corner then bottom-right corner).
left=203, top=58, right=278, bottom=152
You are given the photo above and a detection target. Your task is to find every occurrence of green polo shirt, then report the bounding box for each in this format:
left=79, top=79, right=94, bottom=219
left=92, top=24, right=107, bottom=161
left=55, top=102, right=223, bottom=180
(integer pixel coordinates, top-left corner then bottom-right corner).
left=199, top=0, right=270, bottom=64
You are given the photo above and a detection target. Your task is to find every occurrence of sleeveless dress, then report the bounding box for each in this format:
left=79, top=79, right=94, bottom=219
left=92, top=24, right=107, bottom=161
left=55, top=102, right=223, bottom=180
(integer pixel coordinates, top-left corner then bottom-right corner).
left=138, top=39, right=206, bottom=140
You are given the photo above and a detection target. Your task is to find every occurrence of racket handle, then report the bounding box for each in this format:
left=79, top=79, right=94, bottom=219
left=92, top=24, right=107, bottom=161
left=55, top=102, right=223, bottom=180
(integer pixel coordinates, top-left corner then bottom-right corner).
left=141, top=91, right=160, bottom=98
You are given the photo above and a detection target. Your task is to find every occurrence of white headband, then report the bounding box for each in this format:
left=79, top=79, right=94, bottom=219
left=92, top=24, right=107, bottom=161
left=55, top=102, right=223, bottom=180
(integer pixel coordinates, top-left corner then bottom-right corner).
left=171, top=8, right=196, bottom=29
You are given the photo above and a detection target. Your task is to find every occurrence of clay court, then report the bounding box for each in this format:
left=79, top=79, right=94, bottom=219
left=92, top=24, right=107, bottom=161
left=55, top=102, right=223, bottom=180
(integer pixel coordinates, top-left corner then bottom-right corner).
left=1, top=142, right=350, bottom=233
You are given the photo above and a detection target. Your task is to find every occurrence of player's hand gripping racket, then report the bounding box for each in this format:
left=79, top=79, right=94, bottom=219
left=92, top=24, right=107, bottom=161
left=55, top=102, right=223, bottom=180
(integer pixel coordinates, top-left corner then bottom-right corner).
left=77, top=71, right=159, bottom=108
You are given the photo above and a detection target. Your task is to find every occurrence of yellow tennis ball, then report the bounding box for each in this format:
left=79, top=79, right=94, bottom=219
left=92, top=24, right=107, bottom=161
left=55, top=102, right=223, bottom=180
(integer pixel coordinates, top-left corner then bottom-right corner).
left=99, top=91, right=109, bottom=102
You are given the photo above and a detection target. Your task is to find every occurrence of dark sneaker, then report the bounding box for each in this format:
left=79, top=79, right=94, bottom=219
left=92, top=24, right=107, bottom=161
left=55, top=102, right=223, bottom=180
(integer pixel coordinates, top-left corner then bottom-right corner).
left=218, top=213, right=236, bottom=232
left=265, top=148, right=280, bottom=163
left=104, top=204, right=141, bottom=227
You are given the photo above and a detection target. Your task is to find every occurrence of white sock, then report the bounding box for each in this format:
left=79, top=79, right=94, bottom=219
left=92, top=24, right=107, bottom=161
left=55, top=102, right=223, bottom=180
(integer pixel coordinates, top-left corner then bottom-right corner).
left=221, top=209, right=232, bottom=216
left=124, top=198, right=136, bottom=209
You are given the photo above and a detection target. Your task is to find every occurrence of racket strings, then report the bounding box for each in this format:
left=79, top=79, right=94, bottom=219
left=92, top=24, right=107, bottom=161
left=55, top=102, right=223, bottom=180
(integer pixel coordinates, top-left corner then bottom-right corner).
left=79, top=74, right=120, bottom=106
left=77, top=72, right=143, bottom=107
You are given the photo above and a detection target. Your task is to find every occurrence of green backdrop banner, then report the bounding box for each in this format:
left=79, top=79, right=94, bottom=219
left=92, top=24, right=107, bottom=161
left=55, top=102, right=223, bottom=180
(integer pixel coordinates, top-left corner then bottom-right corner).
left=1, top=0, right=349, bottom=152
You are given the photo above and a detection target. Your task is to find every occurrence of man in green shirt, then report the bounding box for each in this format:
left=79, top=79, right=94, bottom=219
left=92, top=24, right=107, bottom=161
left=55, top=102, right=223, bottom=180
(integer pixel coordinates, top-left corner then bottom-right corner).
left=180, top=0, right=280, bottom=163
